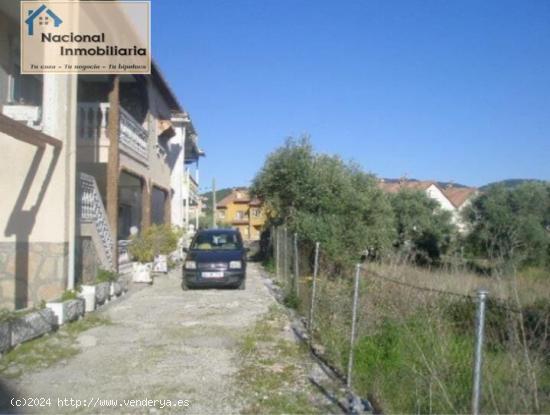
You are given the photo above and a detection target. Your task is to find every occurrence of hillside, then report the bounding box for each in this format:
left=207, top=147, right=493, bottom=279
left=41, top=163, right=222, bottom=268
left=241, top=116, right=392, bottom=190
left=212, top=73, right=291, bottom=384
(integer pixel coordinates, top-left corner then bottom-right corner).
left=480, top=179, right=547, bottom=191
left=382, top=178, right=469, bottom=189
left=201, top=187, right=235, bottom=213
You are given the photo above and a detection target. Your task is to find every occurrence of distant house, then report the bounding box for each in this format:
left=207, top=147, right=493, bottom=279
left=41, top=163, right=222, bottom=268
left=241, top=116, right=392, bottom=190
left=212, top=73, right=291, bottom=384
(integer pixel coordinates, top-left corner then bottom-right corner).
left=378, top=180, right=477, bottom=232
left=216, top=188, right=265, bottom=241
left=441, top=186, right=478, bottom=231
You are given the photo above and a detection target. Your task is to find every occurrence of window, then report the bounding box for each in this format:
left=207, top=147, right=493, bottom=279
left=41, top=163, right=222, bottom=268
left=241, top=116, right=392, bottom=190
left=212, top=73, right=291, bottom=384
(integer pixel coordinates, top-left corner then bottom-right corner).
left=235, top=211, right=246, bottom=220
left=10, top=64, right=43, bottom=106
left=190, top=231, right=242, bottom=251
left=251, top=208, right=261, bottom=218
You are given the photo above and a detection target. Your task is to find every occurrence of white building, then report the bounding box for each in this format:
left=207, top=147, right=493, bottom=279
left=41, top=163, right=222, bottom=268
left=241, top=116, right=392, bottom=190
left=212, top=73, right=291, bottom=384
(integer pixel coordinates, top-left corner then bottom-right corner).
left=378, top=180, right=478, bottom=231
left=0, top=1, right=204, bottom=310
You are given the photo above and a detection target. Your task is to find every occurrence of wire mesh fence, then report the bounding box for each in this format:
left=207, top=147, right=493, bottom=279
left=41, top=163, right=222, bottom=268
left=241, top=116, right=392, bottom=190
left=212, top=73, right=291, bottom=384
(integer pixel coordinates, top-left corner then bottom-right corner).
left=269, top=225, right=549, bottom=414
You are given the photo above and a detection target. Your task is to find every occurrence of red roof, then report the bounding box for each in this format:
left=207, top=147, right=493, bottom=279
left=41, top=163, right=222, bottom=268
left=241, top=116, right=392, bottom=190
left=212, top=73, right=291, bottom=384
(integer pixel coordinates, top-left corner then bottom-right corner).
left=378, top=180, right=477, bottom=209
left=378, top=180, right=437, bottom=193
left=442, top=187, right=478, bottom=208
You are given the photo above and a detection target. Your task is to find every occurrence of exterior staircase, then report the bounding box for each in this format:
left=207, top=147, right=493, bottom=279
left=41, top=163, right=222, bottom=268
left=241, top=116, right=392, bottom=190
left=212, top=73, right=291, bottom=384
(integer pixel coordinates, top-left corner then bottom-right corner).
left=78, top=173, right=115, bottom=271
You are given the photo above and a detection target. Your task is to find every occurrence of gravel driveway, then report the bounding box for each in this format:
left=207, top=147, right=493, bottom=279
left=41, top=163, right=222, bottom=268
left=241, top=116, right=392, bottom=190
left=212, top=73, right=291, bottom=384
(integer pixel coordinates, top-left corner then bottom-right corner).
left=9, top=262, right=278, bottom=414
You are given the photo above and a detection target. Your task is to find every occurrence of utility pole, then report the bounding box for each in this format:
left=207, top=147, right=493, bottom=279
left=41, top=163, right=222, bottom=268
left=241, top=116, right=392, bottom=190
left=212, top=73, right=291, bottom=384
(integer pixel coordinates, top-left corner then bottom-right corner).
left=212, top=178, right=217, bottom=228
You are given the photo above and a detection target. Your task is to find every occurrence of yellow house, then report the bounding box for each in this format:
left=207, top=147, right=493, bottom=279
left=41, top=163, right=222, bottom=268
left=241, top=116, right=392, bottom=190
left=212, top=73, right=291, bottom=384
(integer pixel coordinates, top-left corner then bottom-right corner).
left=216, top=188, right=265, bottom=241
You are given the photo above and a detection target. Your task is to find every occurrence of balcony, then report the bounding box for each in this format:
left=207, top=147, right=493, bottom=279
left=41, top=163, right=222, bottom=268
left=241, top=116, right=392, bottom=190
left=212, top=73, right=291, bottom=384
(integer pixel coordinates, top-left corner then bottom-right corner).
left=2, top=105, right=42, bottom=130
left=77, top=102, right=149, bottom=165
left=183, top=169, right=199, bottom=198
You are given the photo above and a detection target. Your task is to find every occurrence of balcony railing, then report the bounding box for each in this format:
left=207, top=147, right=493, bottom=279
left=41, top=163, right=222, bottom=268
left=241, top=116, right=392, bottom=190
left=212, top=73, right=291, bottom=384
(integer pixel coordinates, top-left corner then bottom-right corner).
left=79, top=172, right=115, bottom=269
left=2, top=104, right=42, bottom=130
left=78, top=102, right=149, bottom=164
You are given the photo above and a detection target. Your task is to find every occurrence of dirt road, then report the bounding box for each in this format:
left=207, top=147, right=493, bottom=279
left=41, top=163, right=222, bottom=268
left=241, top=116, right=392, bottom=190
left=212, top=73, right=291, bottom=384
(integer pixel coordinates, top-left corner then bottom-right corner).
left=8, top=263, right=284, bottom=414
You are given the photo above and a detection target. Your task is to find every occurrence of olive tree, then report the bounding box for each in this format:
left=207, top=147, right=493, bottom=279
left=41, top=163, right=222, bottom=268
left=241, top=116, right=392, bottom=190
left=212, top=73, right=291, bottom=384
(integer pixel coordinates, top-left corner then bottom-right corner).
left=251, top=136, right=395, bottom=266
left=389, top=189, right=455, bottom=264
left=464, top=182, right=550, bottom=269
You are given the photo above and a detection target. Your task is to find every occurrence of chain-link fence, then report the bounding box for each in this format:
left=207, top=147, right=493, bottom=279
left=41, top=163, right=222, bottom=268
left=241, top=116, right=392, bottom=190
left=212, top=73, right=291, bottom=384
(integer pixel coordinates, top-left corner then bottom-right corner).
left=269, top=226, right=549, bottom=414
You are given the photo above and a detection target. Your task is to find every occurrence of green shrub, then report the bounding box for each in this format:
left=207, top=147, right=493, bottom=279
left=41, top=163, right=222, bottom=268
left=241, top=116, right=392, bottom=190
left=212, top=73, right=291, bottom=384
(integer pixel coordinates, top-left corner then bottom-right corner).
left=283, top=291, right=300, bottom=309
left=263, top=256, right=275, bottom=273
left=0, top=309, right=18, bottom=324
left=60, top=290, right=78, bottom=301
left=96, top=269, right=118, bottom=283
left=129, top=224, right=182, bottom=263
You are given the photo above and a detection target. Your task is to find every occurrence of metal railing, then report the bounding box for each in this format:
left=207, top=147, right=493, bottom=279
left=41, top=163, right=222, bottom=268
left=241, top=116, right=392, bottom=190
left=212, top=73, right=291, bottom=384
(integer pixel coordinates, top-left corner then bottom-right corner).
left=77, top=102, right=149, bottom=164
left=117, top=240, right=132, bottom=265
left=2, top=104, right=42, bottom=129
left=119, top=106, right=149, bottom=163
left=79, top=172, right=114, bottom=269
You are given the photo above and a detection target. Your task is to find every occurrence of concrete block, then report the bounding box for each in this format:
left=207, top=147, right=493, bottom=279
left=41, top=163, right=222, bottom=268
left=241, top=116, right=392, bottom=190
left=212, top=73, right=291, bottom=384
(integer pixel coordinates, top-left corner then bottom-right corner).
left=10, top=309, right=55, bottom=347
left=0, top=322, right=10, bottom=353
left=95, top=282, right=110, bottom=305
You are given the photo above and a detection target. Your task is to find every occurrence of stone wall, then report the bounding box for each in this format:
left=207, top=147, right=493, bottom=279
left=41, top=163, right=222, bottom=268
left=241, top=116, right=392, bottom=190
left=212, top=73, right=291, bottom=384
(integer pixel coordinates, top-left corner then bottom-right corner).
left=75, top=236, right=99, bottom=285
left=0, top=242, right=67, bottom=310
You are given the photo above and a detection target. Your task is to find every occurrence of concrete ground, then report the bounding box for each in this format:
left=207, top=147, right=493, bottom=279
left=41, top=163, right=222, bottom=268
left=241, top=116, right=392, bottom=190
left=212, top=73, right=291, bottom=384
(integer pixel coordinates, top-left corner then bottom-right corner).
left=7, top=263, right=281, bottom=414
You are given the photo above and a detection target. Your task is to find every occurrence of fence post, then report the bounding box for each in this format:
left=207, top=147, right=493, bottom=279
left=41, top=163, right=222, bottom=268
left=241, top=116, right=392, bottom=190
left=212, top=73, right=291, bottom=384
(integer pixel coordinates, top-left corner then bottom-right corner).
left=294, top=233, right=299, bottom=298
left=347, top=264, right=362, bottom=389
left=283, top=226, right=288, bottom=287
left=472, top=289, right=488, bottom=415
left=275, top=226, right=280, bottom=279
left=309, top=242, right=320, bottom=346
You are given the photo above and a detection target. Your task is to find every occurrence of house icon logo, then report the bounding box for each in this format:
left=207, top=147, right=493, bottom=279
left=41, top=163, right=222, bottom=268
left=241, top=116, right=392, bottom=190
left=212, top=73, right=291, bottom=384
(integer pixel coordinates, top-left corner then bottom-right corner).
left=25, top=4, right=63, bottom=36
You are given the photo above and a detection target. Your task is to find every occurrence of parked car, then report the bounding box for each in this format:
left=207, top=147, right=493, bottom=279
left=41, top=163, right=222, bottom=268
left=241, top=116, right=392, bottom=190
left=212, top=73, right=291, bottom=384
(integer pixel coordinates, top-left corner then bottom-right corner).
left=182, top=229, right=247, bottom=290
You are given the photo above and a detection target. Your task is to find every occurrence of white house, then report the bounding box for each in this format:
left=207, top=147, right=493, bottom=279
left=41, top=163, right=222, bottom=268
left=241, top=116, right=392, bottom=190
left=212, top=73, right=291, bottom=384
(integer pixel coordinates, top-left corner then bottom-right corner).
left=378, top=180, right=478, bottom=231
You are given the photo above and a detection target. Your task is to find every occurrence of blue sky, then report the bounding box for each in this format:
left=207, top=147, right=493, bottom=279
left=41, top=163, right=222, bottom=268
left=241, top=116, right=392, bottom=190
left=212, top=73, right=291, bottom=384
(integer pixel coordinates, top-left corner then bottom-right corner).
left=152, top=0, right=550, bottom=190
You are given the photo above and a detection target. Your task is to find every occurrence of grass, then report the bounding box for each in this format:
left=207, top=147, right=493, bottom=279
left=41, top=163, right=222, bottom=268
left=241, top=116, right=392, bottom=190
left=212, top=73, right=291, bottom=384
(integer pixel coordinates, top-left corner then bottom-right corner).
left=262, top=256, right=276, bottom=274
left=0, top=313, right=111, bottom=379
left=369, top=261, right=550, bottom=305
left=352, top=314, right=474, bottom=413
left=235, top=304, right=332, bottom=414
left=269, top=256, right=550, bottom=414
left=60, top=289, right=78, bottom=301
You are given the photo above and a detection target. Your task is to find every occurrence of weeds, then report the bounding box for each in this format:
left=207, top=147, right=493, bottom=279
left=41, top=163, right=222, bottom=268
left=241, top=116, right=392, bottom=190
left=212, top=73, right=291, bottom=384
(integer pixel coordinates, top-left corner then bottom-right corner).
left=96, top=268, right=118, bottom=283
left=235, top=304, right=331, bottom=414
left=60, top=290, right=78, bottom=301
left=0, top=313, right=111, bottom=379
left=271, top=227, right=550, bottom=414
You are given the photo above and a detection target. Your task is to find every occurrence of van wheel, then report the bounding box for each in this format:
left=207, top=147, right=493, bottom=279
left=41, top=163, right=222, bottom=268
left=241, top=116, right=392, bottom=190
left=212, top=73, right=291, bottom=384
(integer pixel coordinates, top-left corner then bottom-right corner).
left=181, top=281, right=189, bottom=290
left=238, top=279, right=246, bottom=290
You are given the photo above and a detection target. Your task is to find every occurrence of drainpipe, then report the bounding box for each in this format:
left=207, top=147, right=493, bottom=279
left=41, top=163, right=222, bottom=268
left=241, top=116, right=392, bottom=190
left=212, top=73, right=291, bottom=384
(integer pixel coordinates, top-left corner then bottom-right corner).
left=67, top=74, right=77, bottom=290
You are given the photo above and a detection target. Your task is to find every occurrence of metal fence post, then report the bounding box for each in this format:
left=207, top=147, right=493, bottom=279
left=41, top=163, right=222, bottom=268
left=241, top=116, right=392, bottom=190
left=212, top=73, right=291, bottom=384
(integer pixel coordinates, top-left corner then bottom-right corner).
left=283, top=226, right=288, bottom=287
left=294, top=233, right=299, bottom=298
left=472, top=289, right=488, bottom=415
left=309, top=242, right=320, bottom=346
left=347, top=264, right=361, bottom=389
left=275, top=226, right=280, bottom=279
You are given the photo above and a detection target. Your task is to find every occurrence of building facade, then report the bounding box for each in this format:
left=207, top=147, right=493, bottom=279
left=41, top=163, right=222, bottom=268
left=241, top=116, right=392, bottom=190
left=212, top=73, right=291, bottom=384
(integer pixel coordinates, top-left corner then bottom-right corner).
left=0, top=1, right=203, bottom=309
left=216, top=188, right=265, bottom=241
